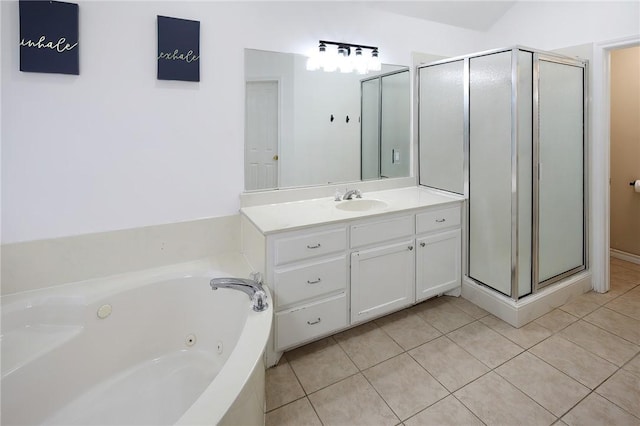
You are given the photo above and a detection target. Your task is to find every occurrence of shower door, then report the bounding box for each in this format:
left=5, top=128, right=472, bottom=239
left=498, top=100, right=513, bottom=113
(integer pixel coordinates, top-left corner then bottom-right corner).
left=535, top=55, right=586, bottom=287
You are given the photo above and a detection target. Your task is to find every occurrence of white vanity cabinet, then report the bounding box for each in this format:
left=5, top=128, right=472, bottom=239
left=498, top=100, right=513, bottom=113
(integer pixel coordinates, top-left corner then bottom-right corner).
left=268, top=224, right=349, bottom=352
left=239, top=187, right=464, bottom=364
left=350, top=215, right=415, bottom=323
left=415, top=207, right=462, bottom=301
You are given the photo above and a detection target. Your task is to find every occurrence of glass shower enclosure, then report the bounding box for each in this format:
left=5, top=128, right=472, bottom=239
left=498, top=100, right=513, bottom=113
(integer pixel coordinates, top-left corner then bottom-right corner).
left=418, top=47, right=588, bottom=301
left=361, top=69, right=410, bottom=180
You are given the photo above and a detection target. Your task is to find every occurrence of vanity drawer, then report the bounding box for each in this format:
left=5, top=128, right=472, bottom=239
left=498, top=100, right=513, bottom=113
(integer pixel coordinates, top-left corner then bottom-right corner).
left=416, top=206, right=461, bottom=234
left=274, top=227, right=347, bottom=265
left=274, top=256, right=347, bottom=309
left=350, top=215, right=414, bottom=248
left=276, top=293, right=348, bottom=350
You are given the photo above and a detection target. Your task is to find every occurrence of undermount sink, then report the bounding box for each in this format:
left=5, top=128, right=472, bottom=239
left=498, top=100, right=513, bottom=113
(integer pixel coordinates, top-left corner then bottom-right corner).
left=335, top=198, right=388, bottom=212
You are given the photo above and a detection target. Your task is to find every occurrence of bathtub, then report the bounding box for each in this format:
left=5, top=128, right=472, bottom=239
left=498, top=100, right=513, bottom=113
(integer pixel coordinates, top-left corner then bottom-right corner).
left=1, top=258, right=273, bottom=425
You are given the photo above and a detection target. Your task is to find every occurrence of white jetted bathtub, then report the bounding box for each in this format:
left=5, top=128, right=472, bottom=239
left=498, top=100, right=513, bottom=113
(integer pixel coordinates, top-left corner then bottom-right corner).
left=1, top=259, right=273, bottom=425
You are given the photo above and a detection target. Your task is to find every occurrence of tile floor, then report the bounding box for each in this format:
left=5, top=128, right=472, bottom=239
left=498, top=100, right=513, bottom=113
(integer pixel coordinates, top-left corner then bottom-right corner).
left=265, top=259, right=640, bottom=426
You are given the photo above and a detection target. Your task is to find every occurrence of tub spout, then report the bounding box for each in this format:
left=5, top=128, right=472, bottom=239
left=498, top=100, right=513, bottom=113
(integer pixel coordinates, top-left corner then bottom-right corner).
left=210, top=273, right=269, bottom=312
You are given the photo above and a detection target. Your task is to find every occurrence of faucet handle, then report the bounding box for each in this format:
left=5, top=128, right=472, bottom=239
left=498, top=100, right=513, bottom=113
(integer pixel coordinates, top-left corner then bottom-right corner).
left=355, top=189, right=362, bottom=198
left=252, top=290, right=268, bottom=312
left=250, top=271, right=263, bottom=285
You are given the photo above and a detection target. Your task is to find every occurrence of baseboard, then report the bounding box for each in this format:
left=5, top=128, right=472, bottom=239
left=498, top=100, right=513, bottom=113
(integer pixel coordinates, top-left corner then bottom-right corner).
left=462, top=271, right=592, bottom=327
left=610, top=248, right=640, bottom=265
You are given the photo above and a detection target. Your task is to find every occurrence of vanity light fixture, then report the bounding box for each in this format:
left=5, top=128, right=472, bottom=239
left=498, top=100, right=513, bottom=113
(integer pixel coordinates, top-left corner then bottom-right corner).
left=306, top=40, right=381, bottom=74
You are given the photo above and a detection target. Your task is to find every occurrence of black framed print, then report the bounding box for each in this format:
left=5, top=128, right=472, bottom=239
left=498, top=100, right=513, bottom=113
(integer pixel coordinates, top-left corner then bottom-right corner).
left=19, top=0, right=79, bottom=75
left=157, top=15, right=200, bottom=82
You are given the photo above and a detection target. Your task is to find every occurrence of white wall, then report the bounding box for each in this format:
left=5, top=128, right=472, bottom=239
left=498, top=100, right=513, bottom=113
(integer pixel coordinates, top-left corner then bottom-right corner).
left=1, top=1, right=488, bottom=244
left=5, top=1, right=637, bottom=245
left=292, top=54, right=362, bottom=186
left=484, top=1, right=640, bottom=50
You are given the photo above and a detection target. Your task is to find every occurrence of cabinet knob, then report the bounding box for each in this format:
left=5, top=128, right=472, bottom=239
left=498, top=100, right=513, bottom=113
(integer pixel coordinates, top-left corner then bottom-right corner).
left=307, top=278, right=322, bottom=284
left=306, top=243, right=321, bottom=249
left=420, top=242, right=426, bottom=247
left=307, top=318, right=322, bottom=325
left=408, top=245, right=414, bottom=251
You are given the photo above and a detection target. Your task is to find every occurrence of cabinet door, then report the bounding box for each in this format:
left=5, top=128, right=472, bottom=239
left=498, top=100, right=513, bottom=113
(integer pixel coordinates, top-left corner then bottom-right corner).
left=416, top=229, right=461, bottom=302
left=351, top=240, right=415, bottom=323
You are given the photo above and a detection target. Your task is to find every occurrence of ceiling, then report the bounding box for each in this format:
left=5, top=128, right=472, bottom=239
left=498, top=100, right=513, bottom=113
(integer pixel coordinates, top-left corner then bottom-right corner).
left=365, top=1, right=517, bottom=32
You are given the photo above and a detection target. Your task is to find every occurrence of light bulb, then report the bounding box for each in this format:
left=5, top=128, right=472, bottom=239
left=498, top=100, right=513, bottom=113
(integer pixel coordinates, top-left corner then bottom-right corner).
left=338, top=46, right=353, bottom=73
left=353, top=47, right=368, bottom=74
left=369, top=48, right=382, bottom=72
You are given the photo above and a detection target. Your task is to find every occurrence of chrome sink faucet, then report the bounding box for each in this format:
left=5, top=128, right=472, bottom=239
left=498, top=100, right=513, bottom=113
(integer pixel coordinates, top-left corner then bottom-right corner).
left=343, top=189, right=362, bottom=200
left=210, top=272, right=268, bottom=312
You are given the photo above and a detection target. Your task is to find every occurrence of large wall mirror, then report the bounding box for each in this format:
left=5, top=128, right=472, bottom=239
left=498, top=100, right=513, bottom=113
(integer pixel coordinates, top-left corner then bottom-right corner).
left=244, top=48, right=410, bottom=191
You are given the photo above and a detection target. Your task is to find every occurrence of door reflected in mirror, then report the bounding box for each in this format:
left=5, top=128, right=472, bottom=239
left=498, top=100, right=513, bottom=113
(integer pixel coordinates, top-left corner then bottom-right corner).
left=244, top=48, right=410, bottom=191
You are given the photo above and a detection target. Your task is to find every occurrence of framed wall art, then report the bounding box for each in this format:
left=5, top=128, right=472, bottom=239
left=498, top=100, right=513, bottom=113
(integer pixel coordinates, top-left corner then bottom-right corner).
left=19, top=0, right=79, bottom=75
left=157, top=15, right=200, bottom=82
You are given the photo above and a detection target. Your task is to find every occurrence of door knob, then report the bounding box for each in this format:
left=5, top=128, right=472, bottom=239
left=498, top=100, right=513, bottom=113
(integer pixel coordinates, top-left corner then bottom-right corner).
left=273, top=154, right=279, bottom=161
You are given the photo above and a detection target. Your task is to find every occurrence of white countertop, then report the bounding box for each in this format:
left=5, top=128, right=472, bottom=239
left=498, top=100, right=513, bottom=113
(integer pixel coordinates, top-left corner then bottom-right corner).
left=240, top=186, right=464, bottom=234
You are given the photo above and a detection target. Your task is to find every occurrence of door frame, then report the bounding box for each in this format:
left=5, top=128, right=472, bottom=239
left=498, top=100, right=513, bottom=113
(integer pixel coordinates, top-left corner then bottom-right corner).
left=592, top=35, right=640, bottom=293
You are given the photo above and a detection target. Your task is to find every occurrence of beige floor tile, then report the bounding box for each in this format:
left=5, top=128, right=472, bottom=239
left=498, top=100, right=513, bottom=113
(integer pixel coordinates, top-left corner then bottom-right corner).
left=606, top=293, right=640, bottom=321
left=334, top=321, right=403, bottom=370
left=266, top=362, right=305, bottom=411
left=626, top=286, right=640, bottom=299
left=308, top=373, right=399, bottom=426
left=409, top=336, right=489, bottom=392
left=454, top=372, right=556, bottom=426
left=404, top=395, right=483, bottom=426
left=559, top=294, right=602, bottom=318
left=481, top=314, right=553, bottom=348
left=363, top=353, right=449, bottom=421
left=558, top=319, right=639, bottom=366
left=447, top=296, right=490, bottom=319
left=266, top=397, right=322, bottom=426
left=412, top=298, right=475, bottom=333
left=495, top=352, right=590, bottom=417
left=562, top=392, right=640, bottom=426
left=375, top=309, right=442, bottom=350
left=447, top=321, right=523, bottom=368
left=287, top=337, right=358, bottom=394
left=610, top=278, right=640, bottom=296
left=584, top=307, right=640, bottom=344
left=623, top=353, right=640, bottom=377
left=580, top=288, right=625, bottom=305
left=534, top=309, right=579, bottom=333
left=611, top=266, right=640, bottom=285
left=596, top=369, right=640, bottom=418
left=529, top=335, right=618, bottom=389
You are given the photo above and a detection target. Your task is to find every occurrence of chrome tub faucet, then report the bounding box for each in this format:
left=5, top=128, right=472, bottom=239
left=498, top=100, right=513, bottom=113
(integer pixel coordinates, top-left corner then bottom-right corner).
left=210, top=272, right=268, bottom=312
